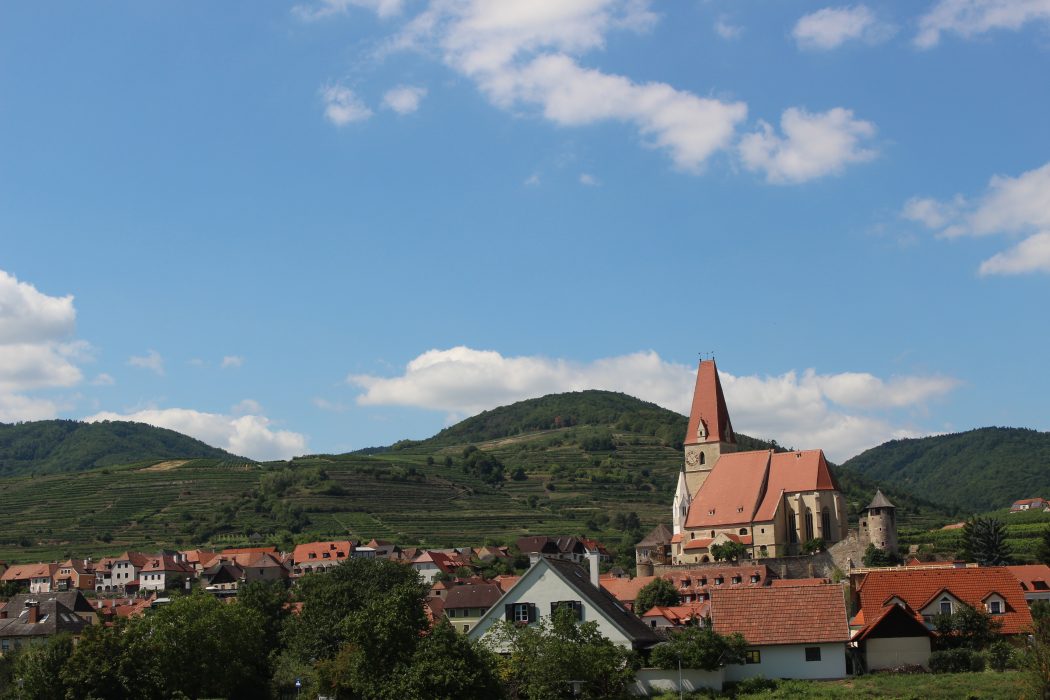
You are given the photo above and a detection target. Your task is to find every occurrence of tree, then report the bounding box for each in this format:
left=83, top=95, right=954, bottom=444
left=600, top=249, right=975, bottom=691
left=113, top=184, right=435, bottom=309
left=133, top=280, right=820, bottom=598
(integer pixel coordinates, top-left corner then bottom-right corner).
left=932, top=603, right=1002, bottom=650
left=237, top=579, right=291, bottom=662
left=862, top=543, right=903, bottom=567
left=710, top=541, right=748, bottom=562
left=485, top=606, right=637, bottom=700
left=11, top=633, right=73, bottom=700
left=1025, top=600, right=1050, bottom=697
left=802, top=537, right=825, bottom=554
left=1037, top=526, right=1050, bottom=566
left=634, top=577, right=680, bottom=615
left=650, top=626, right=748, bottom=671
left=393, top=619, right=504, bottom=699
left=960, top=516, right=1013, bottom=566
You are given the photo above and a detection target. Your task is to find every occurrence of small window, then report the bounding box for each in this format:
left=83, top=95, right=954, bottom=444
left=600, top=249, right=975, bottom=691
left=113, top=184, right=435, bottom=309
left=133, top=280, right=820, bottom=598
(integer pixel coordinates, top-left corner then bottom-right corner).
left=448, top=609, right=457, bottom=618
left=739, top=528, right=748, bottom=535
left=513, top=603, right=532, bottom=623
left=805, top=647, right=821, bottom=662
left=714, top=576, right=724, bottom=585
left=463, top=624, right=469, bottom=633
left=731, top=576, right=742, bottom=585
left=699, top=577, right=707, bottom=586
left=940, top=599, right=952, bottom=616
left=988, top=600, right=1003, bottom=614
left=745, top=649, right=761, bottom=664
left=750, top=574, right=760, bottom=583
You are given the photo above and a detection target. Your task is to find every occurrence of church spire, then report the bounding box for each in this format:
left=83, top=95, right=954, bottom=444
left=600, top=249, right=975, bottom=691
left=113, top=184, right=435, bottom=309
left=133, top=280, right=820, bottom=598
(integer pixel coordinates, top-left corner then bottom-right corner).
left=685, top=359, right=735, bottom=446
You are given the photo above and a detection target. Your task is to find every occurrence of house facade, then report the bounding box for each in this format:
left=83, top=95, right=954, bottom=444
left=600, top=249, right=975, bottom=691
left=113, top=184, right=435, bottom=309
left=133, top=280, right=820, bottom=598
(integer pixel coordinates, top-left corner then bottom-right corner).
left=710, top=584, right=850, bottom=681
left=672, top=360, right=848, bottom=563
left=443, top=583, right=503, bottom=633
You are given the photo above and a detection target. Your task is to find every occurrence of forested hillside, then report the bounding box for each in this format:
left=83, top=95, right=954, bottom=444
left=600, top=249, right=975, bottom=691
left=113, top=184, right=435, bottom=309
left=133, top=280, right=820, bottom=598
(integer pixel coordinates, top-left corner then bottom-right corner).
left=0, top=420, right=239, bottom=476
left=840, top=427, right=1050, bottom=514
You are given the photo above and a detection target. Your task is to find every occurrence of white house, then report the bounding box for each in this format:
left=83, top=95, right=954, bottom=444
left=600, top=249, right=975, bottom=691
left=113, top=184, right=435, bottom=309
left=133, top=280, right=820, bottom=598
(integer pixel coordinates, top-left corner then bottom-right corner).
left=468, top=554, right=661, bottom=651
left=709, top=584, right=850, bottom=681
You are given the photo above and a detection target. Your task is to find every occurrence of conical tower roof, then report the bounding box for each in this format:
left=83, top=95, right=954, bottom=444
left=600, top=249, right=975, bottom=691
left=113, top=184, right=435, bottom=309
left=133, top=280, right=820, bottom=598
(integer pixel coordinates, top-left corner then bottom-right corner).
left=866, top=489, right=895, bottom=510
left=684, top=359, right=735, bottom=446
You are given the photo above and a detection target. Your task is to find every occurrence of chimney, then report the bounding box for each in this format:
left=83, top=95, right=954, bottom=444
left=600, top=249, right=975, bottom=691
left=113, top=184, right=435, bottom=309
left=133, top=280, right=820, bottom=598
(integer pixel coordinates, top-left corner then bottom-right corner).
left=27, top=603, right=39, bottom=624
left=585, top=551, right=600, bottom=588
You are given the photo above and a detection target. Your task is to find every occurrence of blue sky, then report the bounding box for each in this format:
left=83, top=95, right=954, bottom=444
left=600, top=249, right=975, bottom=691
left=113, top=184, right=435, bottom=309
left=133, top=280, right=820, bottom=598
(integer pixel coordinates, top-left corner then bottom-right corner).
left=1, top=1, right=1047, bottom=461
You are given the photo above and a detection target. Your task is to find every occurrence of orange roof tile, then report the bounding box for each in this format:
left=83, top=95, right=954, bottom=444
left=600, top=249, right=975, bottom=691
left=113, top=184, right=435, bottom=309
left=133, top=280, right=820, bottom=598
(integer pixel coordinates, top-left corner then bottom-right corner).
left=685, top=450, right=770, bottom=528
left=601, top=576, right=656, bottom=603
left=710, top=584, right=850, bottom=646
left=753, top=450, right=837, bottom=521
left=855, top=567, right=1032, bottom=635
left=642, top=603, right=710, bottom=624
left=292, top=541, right=353, bottom=566
left=684, top=360, right=735, bottom=447
left=683, top=538, right=714, bottom=550
left=1008, top=564, right=1050, bottom=593
left=670, top=533, right=683, bottom=544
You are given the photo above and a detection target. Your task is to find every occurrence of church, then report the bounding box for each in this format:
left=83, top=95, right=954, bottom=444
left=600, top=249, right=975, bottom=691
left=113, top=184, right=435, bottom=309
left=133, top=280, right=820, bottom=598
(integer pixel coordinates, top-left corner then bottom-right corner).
left=671, top=360, right=848, bottom=564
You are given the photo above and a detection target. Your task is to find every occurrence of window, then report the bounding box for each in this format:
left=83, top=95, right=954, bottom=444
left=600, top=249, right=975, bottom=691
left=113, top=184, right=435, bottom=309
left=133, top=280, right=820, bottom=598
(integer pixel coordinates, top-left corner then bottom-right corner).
left=463, top=624, right=469, bottom=633
left=699, top=577, right=707, bottom=586
left=805, top=647, right=821, bottom=662
left=739, top=528, right=748, bottom=535
left=988, top=600, right=1003, bottom=614
left=448, top=609, right=457, bottom=618
left=731, top=576, right=742, bottom=585
left=750, top=574, right=760, bottom=583
left=940, top=598, right=953, bottom=615
left=714, top=576, right=724, bottom=585
left=551, top=600, right=583, bottom=621
left=805, top=511, right=814, bottom=541
left=821, top=508, right=831, bottom=538
left=788, top=512, right=798, bottom=544
left=744, top=649, right=761, bottom=664
left=507, top=603, right=534, bottom=623
left=699, top=452, right=705, bottom=465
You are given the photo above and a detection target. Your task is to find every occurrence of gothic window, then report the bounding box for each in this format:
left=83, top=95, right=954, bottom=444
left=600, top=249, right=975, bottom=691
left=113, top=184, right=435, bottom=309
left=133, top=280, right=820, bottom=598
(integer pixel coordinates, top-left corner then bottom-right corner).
left=805, top=511, right=814, bottom=541
left=788, top=511, right=798, bottom=544
left=699, top=452, right=705, bottom=465
left=821, top=508, right=831, bottom=538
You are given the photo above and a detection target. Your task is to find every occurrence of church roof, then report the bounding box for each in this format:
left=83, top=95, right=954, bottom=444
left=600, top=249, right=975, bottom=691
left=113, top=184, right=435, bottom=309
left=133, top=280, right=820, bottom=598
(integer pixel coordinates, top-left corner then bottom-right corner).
left=866, top=489, right=896, bottom=510
left=753, top=450, right=837, bottom=521
left=684, top=451, right=770, bottom=528
left=685, top=359, right=735, bottom=446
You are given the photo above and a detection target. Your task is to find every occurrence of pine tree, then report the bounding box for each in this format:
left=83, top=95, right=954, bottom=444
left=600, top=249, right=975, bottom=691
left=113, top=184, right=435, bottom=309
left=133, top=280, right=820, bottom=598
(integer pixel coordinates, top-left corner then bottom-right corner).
left=960, top=516, right=1012, bottom=566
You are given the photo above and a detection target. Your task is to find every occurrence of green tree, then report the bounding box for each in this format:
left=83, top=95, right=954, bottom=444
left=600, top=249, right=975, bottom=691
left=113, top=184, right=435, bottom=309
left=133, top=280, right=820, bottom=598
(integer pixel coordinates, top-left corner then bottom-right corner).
left=649, top=626, right=749, bottom=671
left=485, top=606, right=637, bottom=700
left=634, top=577, right=680, bottom=614
left=1025, top=600, right=1050, bottom=698
left=932, top=603, right=1002, bottom=650
left=710, top=541, right=748, bottom=562
left=10, top=633, right=73, bottom=700
left=393, top=619, right=504, bottom=699
left=862, top=543, right=903, bottom=567
left=283, top=557, right=427, bottom=664
left=960, top=516, right=1013, bottom=566
left=237, top=579, right=291, bottom=662
left=1037, top=526, right=1050, bottom=566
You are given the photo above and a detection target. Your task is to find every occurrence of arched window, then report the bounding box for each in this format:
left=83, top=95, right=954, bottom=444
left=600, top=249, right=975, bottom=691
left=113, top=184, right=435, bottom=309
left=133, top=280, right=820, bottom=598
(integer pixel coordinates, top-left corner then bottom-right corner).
left=739, top=528, right=748, bottom=535
left=788, top=511, right=798, bottom=543
left=699, top=452, right=705, bottom=465
left=821, top=508, right=832, bottom=538
left=805, top=511, right=814, bottom=541
left=701, top=555, right=710, bottom=563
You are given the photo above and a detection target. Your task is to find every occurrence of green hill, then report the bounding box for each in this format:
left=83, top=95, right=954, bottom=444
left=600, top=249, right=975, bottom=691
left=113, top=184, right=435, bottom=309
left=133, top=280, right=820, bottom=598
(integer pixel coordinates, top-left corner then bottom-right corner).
left=0, top=391, right=951, bottom=563
left=0, top=419, right=240, bottom=477
left=839, top=427, right=1050, bottom=514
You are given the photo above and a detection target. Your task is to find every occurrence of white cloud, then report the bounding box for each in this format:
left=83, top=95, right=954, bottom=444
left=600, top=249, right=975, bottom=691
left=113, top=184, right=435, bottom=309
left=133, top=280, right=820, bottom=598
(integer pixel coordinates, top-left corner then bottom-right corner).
left=90, top=373, right=115, bottom=387
left=347, top=346, right=958, bottom=461
left=524, top=173, right=541, bottom=186
left=903, top=160, right=1050, bottom=275
left=293, top=0, right=404, bottom=22
left=916, top=0, right=1050, bottom=49
left=579, top=172, right=599, bottom=186
left=85, top=408, right=307, bottom=461
left=382, top=85, right=427, bottom=114
left=0, top=270, right=87, bottom=420
left=388, top=1, right=746, bottom=172
left=322, top=84, right=373, bottom=126
left=793, top=5, right=894, bottom=50
left=714, top=15, right=743, bottom=40
left=978, top=231, right=1050, bottom=275
left=221, top=355, right=244, bottom=369
left=128, top=349, right=165, bottom=376
left=739, top=106, right=877, bottom=184
left=232, top=398, right=263, bottom=415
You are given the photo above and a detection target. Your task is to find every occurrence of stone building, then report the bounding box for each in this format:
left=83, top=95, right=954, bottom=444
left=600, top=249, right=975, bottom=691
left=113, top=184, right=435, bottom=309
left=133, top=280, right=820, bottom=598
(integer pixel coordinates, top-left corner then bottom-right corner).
left=858, top=489, right=898, bottom=554
left=671, top=360, right=849, bottom=564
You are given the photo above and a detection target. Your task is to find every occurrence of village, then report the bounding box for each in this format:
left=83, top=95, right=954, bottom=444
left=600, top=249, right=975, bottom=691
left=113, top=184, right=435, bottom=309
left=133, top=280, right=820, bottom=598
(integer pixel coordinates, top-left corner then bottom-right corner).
left=1, top=361, right=1047, bottom=697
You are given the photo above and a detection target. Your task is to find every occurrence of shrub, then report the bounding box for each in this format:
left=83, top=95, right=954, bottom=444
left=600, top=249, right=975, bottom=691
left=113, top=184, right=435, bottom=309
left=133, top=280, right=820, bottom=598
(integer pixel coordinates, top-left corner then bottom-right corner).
left=929, top=648, right=986, bottom=673
left=986, top=639, right=1016, bottom=671
left=731, top=675, right=778, bottom=694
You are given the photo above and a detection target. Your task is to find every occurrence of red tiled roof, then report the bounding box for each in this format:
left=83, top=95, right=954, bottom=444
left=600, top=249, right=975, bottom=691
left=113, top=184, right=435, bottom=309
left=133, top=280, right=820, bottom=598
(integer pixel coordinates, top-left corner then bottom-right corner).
left=670, top=533, right=683, bottom=544
left=221, top=546, right=278, bottom=555
left=1008, top=564, right=1050, bottom=592
left=684, top=359, right=735, bottom=447
left=601, top=576, right=656, bottom=603
left=685, top=451, right=770, bottom=528
left=771, top=577, right=832, bottom=587
left=753, top=450, right=837, bottom=521
left=642, top=603, right=710, bottom=625
left=855, top=567, right=1032, bottom=635
left=710, top=584, right=850, bottom=646
left=116, top=552, right=151, bottom=567
left=1, top=563, right=50, bottom=582
left=292, top=541, right=353, bottom=566
left=141, top=555, right=194, bottom=574
left=493, top=575, right=519, bottom=593
left=683, top=538, right=714, bottom=550
left=853, top=603, right=932, bottom=643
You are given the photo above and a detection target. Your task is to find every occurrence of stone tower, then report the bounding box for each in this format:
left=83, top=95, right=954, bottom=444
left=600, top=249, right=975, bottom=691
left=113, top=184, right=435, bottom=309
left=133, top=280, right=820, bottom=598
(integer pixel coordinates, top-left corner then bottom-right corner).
left=859, top=489, right=898, bottom=554
left=682, top=359, right=737, bottom=497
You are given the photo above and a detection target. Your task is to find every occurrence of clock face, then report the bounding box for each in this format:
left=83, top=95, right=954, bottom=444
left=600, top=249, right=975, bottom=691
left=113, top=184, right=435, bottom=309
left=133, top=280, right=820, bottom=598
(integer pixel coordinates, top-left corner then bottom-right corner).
left=685, top=450, right=700, bottom=467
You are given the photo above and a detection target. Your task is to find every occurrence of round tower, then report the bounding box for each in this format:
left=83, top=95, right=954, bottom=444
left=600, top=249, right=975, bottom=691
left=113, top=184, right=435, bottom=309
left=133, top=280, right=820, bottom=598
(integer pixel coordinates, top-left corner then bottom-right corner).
left=859, top=489, right=898, bottom=554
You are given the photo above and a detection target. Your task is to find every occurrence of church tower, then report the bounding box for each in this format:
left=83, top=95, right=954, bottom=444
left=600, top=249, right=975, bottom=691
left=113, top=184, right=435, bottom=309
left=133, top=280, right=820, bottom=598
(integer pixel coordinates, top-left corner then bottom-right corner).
left=682, top=359, right=737, bottom=497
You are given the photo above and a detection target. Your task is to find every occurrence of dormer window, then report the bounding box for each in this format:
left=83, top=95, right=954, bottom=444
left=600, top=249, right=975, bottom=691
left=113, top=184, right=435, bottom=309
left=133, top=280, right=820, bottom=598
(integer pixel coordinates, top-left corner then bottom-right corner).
left=732, top=576, right=742, bottom=584
left=699, top=577, right=707, bottom=586
left=940, top=598, right=953, bottom=615
left=714, top=576, right=724, bottom=585
left=988, top=600, right=1003, bottom=614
